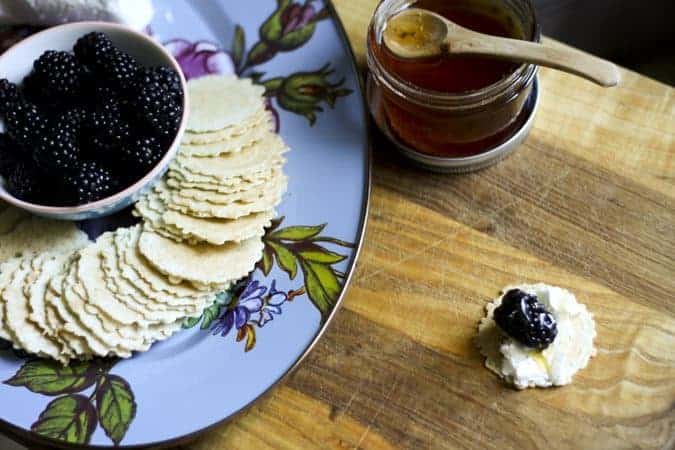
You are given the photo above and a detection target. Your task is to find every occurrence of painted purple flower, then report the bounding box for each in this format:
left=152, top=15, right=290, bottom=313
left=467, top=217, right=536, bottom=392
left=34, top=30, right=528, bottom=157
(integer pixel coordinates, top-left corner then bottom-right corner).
left=246, top=0, right=329, bottom=67
left=257, top=281, right=288, bottom=326
left=280, top=2, right=317, bottom=37
left=211, top=279, right=289, bottom=337
left=164, top=40, right=235, bottom=80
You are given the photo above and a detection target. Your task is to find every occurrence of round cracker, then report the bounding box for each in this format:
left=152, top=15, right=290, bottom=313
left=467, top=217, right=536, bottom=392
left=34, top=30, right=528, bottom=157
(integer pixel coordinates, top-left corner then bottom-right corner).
left=179, top=117, right=273, bottom=157
left=162, top=177, right=286, bottom=219
left=3, top=259, right=68, bottom=363
left=175, top=173, right=286, bottom=205
left=166, top=168, right=276, bottom=194
left=173, top=132, right=288, bottom=180
left=0, top=258, right=22, bottom=341
left=101, top=231, right=211, bottom=318
left=186, top=75, right=265, bottom=132
left=79, top=232, right=185, bottom=328
left=138, top=230, right=263, bottom=287
left=0, top=215, right=89, bottom=264
left=61, top=261, right=147, bottom=354
left=163, top=210, right=273, bottom=246
left=120, top=225, right=214, bottom=296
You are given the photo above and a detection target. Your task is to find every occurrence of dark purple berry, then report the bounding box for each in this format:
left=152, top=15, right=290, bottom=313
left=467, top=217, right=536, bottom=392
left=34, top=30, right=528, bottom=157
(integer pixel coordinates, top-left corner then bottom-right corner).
left=4, top=101, right=48, bottom=146
left=0, top=133, right=21, bottom=177
left=31, top=50, right=86, bottom=101
left=134, top=66, right=182, bottom=101
left=493, top=289, right=558, bottom=350
left=137, top=83, right=182, bottom=143
left=62, top=160, right=117, bottom=204
left=74, top=32, right=116, bottom=70
left=0, top=79, right=20, bottom=114
left=122, top=136, right=164, bottom=175
left=33, top=124, right=80, bottom=172
left=6, top=160, right=40, bottom=202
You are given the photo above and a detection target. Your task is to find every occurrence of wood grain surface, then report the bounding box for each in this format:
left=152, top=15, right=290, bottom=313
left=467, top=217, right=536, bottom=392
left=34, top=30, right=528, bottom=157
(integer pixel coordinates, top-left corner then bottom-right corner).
left=2, top=1, right=667, bottom=449
left=169, top=1, right=675, bottom=449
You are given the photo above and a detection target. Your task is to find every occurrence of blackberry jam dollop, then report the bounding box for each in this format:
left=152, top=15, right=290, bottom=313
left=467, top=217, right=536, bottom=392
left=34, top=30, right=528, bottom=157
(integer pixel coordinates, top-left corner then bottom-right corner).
left=493, top=289, right=557, bottom=350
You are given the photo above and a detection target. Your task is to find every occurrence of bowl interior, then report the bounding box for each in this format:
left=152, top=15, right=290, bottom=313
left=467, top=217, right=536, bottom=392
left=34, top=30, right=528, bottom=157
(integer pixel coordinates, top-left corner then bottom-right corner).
left=0, top=22, right=187, bottom=220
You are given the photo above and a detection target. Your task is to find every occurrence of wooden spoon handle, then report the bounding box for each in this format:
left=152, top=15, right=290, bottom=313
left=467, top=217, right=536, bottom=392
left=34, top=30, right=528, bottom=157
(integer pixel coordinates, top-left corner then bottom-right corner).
left=449, top=35, right=621, bottom=87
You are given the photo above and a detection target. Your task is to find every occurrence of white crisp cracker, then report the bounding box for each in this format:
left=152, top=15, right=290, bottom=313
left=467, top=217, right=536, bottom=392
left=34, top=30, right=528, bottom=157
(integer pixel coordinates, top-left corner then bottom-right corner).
left=0, top=215, right=89, bottom=264
left=175, top=172, right=287, bottom=205
left=138, top=230, right=264, bottom=287
left=0, top=258, right=22, bottom=341
left=173, top=132, right=288, bottom=180
left=119, top=225, right=214, bottom=296
left=181, top=109, right=268, bottom=145
left=166, top=167, right=277, bottom=194
left=78, top=232, right=182, bottom=328
left=101, top=231, right=210, bottom=318
left=163, top=210, right=273, bottom=246
left=0, top=206, right=30, bottom=236
left=179, top=116, right=273, bottom=157
left=3, top=259, right=67, bottom=363
left=162, top=176, right=286, bottom=219
left=186, top=75, right=266, bottom=132
left=61, top=261, right=147, bottom=355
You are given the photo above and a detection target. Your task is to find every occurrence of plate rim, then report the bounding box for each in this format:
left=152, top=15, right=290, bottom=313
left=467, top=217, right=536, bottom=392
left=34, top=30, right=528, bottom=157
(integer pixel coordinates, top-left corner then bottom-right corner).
left=0, top=1, right=372, bottom=448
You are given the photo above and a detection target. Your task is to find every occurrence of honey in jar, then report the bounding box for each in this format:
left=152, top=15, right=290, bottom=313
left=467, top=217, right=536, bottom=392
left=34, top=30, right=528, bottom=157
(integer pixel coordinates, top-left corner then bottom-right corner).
left=367, top=0, right=540, bottom=165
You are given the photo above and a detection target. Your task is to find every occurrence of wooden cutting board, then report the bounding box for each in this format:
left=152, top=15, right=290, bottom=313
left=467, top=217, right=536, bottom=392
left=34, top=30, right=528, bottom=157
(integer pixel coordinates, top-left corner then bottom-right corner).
left=184, top=1, right=675, bottom=449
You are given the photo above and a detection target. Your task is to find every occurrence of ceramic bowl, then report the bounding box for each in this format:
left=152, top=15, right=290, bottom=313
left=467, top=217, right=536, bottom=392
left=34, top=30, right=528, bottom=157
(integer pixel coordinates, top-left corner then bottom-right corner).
left=0, top=21, right=188, bottom=221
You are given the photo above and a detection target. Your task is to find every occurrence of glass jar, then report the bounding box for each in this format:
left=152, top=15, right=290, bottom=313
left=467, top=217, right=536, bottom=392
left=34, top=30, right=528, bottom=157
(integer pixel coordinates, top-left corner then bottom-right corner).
left=367, top=0, right=541, bottom=171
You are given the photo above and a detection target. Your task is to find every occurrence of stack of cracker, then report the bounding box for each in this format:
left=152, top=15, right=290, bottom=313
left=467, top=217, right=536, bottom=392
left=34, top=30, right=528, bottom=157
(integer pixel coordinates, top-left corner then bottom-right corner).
left=0, top=75, right=287, bottom=364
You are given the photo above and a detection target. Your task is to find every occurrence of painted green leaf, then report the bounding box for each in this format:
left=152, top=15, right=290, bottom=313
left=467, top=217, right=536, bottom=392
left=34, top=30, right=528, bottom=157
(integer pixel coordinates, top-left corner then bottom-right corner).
left=215, top=289, right=235, bottom=306
left=268, top=241, right=298, bottom=279
left=276, top=24, right=317, bottom=51
left=232, top=25, right=246, bottom=69
left=97, top=375, right=136, bottom=446
left=259, top=0, right=290, bottom=42
left=261, top=76, right=284, bottom=95
left=300, top=260, right=342, bottom=319
left=269, top=224, right=325, bottom=241
left=298, top=245, right=347, bottom=264
left=31, top=394, right=96, bottom=444
left=4, top=360, right=99, bottom=395
left=247, top=40, right=276, bottom=66
left=182, top=315, right=202, bottom=329
left=259, top=246, right=274, bottom=275
left=200, top=302, right=222, bottom=330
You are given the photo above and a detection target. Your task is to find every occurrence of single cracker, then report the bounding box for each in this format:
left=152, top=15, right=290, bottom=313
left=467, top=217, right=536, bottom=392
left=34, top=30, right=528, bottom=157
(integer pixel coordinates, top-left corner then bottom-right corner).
left=179, top=117, right=273, bottom=157
left=138, top=230, right=264, bottom=287
left=173, top=132, right=288, bottom=180
left=186, top=75, right=265, bottom=132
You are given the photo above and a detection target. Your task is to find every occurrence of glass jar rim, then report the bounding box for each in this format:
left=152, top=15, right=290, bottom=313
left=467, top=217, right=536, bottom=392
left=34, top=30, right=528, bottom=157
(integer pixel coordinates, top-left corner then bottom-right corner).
left=367, top=0, right=541, bottom=111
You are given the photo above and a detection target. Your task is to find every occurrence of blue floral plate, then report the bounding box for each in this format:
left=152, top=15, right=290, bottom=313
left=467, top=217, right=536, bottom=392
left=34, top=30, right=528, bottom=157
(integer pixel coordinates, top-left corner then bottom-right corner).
left=0, top=1, right=369, bottom=448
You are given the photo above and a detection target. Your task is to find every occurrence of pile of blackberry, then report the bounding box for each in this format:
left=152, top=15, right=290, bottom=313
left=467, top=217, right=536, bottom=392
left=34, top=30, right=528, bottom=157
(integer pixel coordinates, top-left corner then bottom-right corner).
left=0, top=32, right=183, bottom=205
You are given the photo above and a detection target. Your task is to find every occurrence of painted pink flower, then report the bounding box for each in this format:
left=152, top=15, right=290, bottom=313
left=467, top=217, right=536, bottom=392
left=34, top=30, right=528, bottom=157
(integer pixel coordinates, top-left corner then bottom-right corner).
left=164, top=40, right=235, bottom=80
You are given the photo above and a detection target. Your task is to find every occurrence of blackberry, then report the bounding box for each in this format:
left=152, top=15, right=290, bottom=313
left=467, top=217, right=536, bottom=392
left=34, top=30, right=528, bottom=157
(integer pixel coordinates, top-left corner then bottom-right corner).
left=102, top=50, right=139, bottom=92
left=137, top=83, right=182, bottom=142
left=0, top=79, right=19, bottom=114
left=4, top=101, right=48, bottom=146
left=122, top=136, right=163, bottom=174
left=31, top=50, right=86, bottom=102
left=74, top=32, right=116, bottom=71
left=493, top=289, right=558, bottom=350
left=33, top=124, right=80, bottom=172
left=0, top=133, right=21, bottom=177
left=6, top=160, right=40, bottom=202
left=61, top=106, right=88, bottom=133
left=82, top=110, right=131, bottom=162
left=134, top=66, right=182, bottom=101
left=62, top=160, right=116, bottom=204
